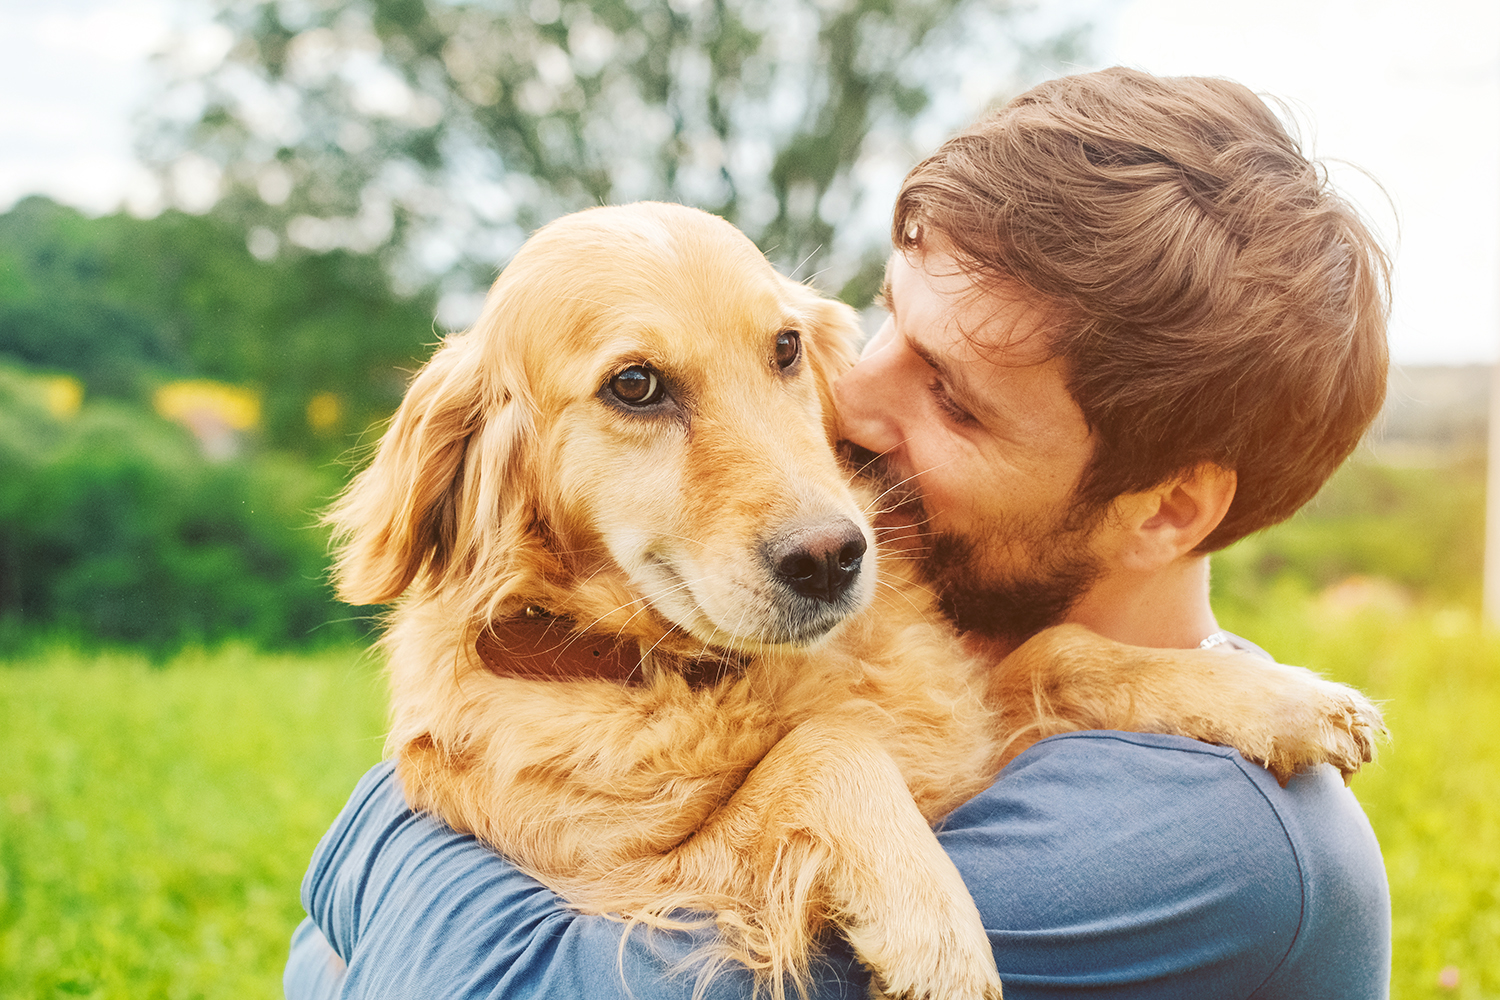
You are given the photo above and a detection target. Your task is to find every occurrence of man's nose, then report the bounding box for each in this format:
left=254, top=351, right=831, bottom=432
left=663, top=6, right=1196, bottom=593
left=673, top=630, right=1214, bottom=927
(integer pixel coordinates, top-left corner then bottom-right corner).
left=833, top=319, right=903, bottom=455
left=858, top=313, right=896, bottom=361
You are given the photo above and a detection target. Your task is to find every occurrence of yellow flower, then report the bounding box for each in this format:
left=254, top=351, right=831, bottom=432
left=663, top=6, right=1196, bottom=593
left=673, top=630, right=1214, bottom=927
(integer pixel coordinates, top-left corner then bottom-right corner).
left=153, top=380, right=261, bottom=431
left=42, top=375, right=84, bottom=418
left=306, top=392, right=342, bottom=431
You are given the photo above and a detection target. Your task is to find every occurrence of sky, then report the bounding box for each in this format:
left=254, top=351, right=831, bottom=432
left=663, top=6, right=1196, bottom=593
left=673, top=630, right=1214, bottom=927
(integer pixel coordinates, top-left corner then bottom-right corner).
left=0, top=0, right=1496, bottom=366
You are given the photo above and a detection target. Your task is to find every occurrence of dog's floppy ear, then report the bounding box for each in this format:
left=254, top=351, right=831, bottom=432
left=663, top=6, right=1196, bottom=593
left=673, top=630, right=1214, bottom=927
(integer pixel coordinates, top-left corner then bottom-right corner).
left=328, top=333, right=518, bottom=605
left=785, top=279, right=862, bottom=445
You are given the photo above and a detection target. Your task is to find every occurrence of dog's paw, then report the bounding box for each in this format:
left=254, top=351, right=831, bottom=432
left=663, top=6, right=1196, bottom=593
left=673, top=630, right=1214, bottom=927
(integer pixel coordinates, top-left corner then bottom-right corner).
left=1250, top=671, right=1386, bottom=786
left=863, top=945, right=1004, bottom=1000
left=848, top=883, right=1003, bottom=1000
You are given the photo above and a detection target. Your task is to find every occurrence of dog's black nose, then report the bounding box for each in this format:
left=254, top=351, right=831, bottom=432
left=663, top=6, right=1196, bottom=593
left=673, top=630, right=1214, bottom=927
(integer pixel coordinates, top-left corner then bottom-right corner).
left=771, top=520, right=868, bottom=604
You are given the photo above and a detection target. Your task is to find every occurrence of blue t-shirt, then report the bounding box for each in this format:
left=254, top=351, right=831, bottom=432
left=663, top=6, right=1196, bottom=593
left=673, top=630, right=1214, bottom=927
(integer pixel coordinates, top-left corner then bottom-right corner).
left=285, top=730, right=1389, bottom=998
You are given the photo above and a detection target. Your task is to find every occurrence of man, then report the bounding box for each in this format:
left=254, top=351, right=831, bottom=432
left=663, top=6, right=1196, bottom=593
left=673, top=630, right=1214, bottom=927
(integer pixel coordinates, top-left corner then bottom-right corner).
left=286, top=67, right=1391, bottom=997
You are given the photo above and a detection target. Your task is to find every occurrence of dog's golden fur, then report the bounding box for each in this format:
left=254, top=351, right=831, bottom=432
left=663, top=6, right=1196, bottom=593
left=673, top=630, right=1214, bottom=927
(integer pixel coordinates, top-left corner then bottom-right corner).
left=329, top=202, right=1381, bottom=1000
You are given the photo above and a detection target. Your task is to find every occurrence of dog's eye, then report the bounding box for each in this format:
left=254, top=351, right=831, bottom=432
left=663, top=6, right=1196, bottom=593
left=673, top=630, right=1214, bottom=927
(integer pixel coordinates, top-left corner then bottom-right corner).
left=608, top=365, right=664, bottom=406
left=775, top=330, right=801, bottom=370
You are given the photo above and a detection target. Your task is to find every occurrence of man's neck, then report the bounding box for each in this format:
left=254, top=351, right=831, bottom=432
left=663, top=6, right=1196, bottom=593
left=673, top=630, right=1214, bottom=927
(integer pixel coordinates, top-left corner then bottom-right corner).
left=958, top=555, right=1219, bottom=663
left=1062, top=553, right=1219, bottom=650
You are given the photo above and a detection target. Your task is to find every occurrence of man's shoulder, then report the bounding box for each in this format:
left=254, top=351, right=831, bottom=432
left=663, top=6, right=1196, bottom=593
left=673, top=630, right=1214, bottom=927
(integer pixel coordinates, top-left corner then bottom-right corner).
left=939, top=730, right=1317, bottom=924
left=939, top=730, right=1390, bottom=998
left=980, top=728, right=1380, bottom=853
left=945, top=728, right=1387, bottom=911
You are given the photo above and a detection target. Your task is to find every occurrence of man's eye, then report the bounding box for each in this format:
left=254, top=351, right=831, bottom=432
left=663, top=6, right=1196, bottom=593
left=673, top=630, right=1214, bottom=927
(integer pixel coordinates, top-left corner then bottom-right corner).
left=928, top=378, right=975, bottom=425
left=608, top=366, right=665, bottom=406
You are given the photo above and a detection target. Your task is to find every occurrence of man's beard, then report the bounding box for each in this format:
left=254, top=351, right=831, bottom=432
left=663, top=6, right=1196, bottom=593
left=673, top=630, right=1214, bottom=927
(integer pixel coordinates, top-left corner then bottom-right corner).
left=920, top=519, right=1102, bottom=647
left=848, top=444, right=1105, bottom=648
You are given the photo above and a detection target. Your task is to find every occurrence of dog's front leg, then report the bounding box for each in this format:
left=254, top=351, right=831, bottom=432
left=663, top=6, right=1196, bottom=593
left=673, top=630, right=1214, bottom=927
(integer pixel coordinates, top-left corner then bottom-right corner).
left=989, top=624, right=1385, bottom=784
left=391, top=670, right=784, bottom=886
left=618, top=711, right=1004, bottom=1000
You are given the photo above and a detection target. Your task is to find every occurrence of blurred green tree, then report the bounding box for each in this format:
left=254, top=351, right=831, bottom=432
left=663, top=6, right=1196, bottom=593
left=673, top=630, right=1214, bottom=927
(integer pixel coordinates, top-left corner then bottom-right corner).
left=142, top=0, right=1087, bottom=306
left=0, top=364, right=364, bottom=650
left=0, top=195, right=437, bottom=456
left=0, top=199, right=188, bottom=399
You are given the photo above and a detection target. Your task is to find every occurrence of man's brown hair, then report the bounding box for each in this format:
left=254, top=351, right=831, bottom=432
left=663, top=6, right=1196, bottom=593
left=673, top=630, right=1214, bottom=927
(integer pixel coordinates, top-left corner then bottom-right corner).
left=892, top=67, right=1390, bottom=551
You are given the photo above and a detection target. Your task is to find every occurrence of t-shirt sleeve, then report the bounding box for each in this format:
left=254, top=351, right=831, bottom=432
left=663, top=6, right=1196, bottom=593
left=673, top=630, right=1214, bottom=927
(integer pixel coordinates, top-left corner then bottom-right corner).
left=938, top=731, right=1389, bottom=999
left=286, top=761, right=869, bottom=1000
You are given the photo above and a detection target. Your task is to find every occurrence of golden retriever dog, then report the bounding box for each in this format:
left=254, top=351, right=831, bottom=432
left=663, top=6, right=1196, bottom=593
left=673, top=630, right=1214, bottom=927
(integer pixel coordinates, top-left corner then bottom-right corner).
left=328, top=202, right=1381, bottom=1000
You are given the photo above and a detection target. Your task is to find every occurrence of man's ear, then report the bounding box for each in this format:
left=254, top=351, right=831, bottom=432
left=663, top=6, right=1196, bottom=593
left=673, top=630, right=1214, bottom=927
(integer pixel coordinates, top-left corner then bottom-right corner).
left=1108, top=462, right=1237, bottom=571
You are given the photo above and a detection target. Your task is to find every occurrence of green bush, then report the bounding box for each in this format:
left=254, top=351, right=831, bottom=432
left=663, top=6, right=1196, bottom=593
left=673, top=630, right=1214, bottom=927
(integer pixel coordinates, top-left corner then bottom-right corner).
left=0, top=195, right=430, bottom=649
left=0, top=195, right=437, bottom=458
left=1212, top=454, right=1486, bottom=613
left=0, top=366, right=367, bottom=652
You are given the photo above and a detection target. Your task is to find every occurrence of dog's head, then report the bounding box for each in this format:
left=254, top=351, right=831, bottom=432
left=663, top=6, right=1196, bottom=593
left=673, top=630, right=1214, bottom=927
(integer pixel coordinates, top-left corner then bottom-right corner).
left=330, top=202, right=872, bottom=649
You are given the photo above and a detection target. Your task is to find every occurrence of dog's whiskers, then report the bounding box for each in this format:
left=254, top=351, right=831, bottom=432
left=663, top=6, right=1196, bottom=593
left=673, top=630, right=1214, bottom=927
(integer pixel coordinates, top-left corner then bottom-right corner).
left=839, top=445, right=891, bottom=481
left=858, top=464, right=949, bottom=518
left=873, top=575, right=943, bottom=608
left=635, top=531, right=743, bottom=563
left=788, top=245, right=826, bottom=282
left=586, top=578, right=698, bottom=640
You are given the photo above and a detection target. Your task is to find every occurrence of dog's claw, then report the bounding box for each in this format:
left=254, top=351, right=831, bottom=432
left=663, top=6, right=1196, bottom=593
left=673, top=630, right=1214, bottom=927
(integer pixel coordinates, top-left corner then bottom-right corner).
left=1246, top=675, right=1386, bottom=787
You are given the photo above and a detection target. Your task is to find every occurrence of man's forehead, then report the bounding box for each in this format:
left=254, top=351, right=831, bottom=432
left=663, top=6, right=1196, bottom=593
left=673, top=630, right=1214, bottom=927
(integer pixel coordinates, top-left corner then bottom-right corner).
left=884, top=250, right=1057, bottom=367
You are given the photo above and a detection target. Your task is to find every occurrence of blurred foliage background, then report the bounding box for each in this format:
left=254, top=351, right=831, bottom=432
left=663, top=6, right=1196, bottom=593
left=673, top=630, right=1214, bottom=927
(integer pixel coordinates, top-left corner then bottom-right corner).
left=1, top=0, right=1089, bottom=653
left=0, top=0, right=1495, bottom=996
left=142, top=0, right=1085, bottom=305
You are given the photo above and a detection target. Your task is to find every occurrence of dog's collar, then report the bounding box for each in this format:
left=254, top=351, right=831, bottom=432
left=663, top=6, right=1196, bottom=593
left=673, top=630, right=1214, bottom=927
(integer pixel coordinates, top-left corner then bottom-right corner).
left=476, top=607, right=742, bottom=688
left=476, top=609, right=643, bottom=683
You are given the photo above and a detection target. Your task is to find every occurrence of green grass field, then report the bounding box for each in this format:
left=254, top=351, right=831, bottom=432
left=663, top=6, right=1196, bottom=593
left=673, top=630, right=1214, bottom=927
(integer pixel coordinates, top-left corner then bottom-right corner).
left=0, top=645, right=387, bottom=999
left=2, top=601, right=1497, bottom=999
